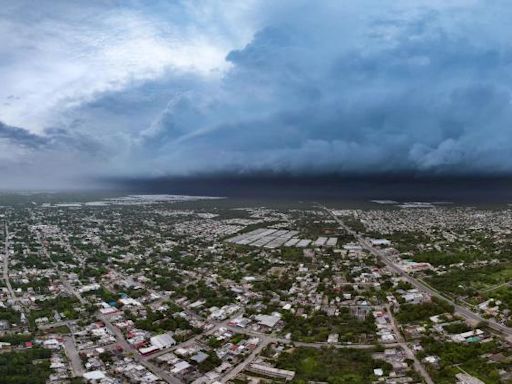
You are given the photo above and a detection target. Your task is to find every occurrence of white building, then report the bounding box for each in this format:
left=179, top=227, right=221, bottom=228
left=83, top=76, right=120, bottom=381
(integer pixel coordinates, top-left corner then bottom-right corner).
left=456, top=373, right=486, bottom=384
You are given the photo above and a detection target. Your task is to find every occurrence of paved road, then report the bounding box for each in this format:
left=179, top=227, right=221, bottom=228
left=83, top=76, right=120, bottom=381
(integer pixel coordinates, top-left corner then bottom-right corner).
left=2, top=221, right=27, bottom=323
left=99, top=314, right=184, bottom=384
left=386, top=305, right=434, bottom=384
left=322, top=206, right=512, bottom=338
left=63, top=335, right=85, bottom=377
left=145, top=324, right=218, bottom=362
left=224, top=325, right=382, bottom=349
left=220, top=337, right=270, bottom=383
left=481, top=280, right=512, bottom=293
left=144, top=313, right=386, bottom=382
left=144, top=311, right=246, bottom=362
left=215, top=325, right=396, bottom=382
left=2, top=221, right=14, bottom=300
left=37, top=232, right=86, bottom=305
left=38, top=320, right=71, bottom=330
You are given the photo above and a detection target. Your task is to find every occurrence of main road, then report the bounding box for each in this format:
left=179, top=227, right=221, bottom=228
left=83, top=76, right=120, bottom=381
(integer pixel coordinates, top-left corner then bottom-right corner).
left=2, top=221, right=27, bottom=323
left=220, top=337, right=270, bottom=383
left=99, top=313, right=184, bottom=384
left=386, top=304, right=434, bottom=384
left=36, top=232, right=86, bottom=305
left=322, top=206, right=512, bottom=338
left=63, top=334, right=85, bottom=377
left=223, top=325, right=382, bottom=350
left=2, top=221, right=15, bottom=300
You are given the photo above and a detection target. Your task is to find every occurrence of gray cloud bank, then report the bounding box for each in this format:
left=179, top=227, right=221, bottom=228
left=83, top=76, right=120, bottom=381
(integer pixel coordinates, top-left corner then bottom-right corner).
left=146, top=1, right=512, bottom=176
left=2, top=0, right=512, bottom=188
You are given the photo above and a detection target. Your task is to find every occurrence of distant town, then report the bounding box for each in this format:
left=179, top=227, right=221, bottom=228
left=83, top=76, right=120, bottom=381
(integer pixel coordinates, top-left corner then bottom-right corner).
left=1, top=193, right=511, bottom=384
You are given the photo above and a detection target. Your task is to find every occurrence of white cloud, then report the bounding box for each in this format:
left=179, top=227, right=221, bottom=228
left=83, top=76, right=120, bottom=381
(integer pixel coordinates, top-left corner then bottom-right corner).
left=0, top=3, right=252, bottom=133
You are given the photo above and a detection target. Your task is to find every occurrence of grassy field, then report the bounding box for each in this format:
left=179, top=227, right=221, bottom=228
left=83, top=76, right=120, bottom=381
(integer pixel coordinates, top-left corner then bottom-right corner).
left=419, top=339, right=509, bottom=384
left=427, top=263, right=512, bottom=297
left=275, top=347, right=390, bottom=384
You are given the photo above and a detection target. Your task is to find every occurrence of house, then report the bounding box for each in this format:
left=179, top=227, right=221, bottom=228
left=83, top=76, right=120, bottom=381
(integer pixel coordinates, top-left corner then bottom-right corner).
left=455, top=373, right=486, bottom=384
left=247, top=363, right=295, bottom=381
left=327, top=333, right=339, bottom=343
left=83, top=370, right=106, bottom=382
left=254, top=314, right=281, bottom=329
left=191, top=351, right=209, bottom=364
left=150, top=333, right=176, bottom=349
left=451, top=329, right=484, bottom=343
left=171, top=361, right=191, bottom=374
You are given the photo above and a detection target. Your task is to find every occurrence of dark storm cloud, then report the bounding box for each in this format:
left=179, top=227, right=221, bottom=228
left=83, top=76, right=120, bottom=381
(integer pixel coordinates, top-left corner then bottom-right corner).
left=144, top=1, right=512, bottom=176
left=0, top=121, right=47, bottom=148
left=2, top=0, right=512, bottom=187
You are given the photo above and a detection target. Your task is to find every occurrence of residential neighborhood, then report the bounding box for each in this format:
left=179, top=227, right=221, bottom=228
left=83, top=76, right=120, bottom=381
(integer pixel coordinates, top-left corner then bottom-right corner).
left=1, top=194, right=512, bottom=384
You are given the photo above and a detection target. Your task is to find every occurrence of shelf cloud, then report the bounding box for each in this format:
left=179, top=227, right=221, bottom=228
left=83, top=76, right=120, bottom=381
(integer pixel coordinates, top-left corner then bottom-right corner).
left=1, top=0, right=512, bottom=187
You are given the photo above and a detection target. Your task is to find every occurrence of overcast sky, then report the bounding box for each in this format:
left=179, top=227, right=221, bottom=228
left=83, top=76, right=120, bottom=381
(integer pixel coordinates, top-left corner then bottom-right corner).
left=1, top=0, right=512, bottom=189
